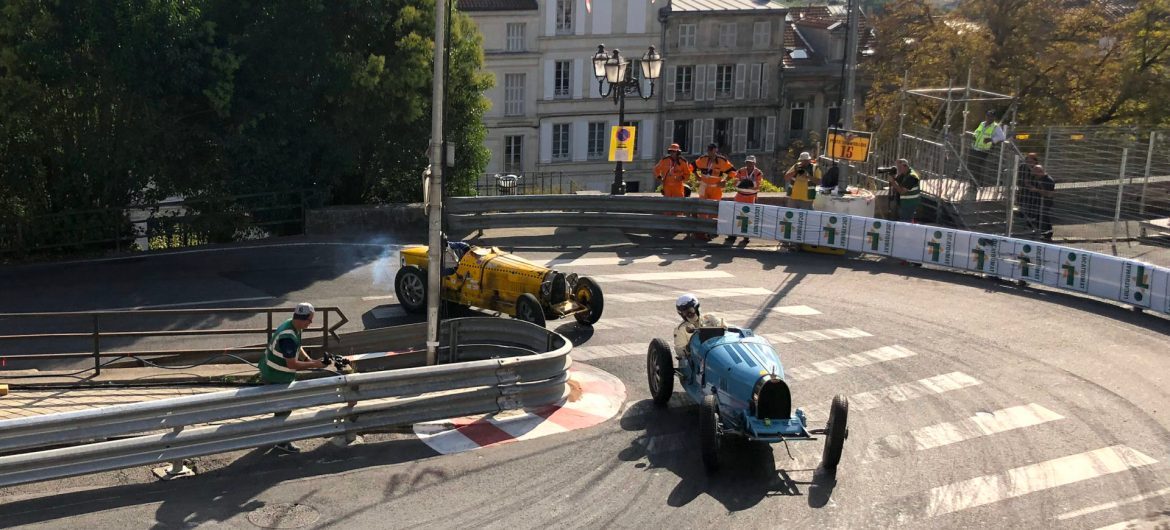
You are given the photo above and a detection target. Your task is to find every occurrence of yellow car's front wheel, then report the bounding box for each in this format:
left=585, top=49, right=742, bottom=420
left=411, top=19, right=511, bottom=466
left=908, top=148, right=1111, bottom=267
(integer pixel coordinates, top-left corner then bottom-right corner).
left=394, top=266, right=427, bottom=313
left=573, top=276, right=604, bottom=325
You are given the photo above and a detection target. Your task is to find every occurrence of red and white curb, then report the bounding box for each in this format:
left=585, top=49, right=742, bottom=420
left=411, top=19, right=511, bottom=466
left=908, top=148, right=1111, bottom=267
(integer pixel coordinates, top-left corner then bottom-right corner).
left=412, top=363, right=626, bottom=455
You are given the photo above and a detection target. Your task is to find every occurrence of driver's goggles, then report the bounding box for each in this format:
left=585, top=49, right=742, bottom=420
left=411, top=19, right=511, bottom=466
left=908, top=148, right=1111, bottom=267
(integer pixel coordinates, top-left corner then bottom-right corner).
left=679, top=308, right=697, bottom=319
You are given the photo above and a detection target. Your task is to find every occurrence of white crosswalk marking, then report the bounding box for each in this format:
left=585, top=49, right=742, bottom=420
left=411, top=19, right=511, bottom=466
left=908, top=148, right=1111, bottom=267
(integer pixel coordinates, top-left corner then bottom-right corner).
left=1057, top=486, right=1170, bottom=521
left=923, top=445, right=1158, bottom=518
left=590, top=271, right=734, bottom=283
left=849, top=372, right=982, bottom=411
left=534, top=254, right=705, bottom=268
left=785, top=345, right=917, bottom=381
left=587, top=306, right=822, bottom=331
left=572, top=327, right=872, bottom=361
left=866, top=404, right=1064, bottom=460
left=603, top=287, right=775, bottom=303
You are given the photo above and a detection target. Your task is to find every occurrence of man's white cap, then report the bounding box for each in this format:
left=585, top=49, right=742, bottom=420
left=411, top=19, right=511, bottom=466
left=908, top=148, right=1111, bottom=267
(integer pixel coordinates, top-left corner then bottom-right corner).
left=799, top=152, right=812, bottom=161
left=745, top=155, right=757, bottom=163
left=294, top=302, right=316, bottom=319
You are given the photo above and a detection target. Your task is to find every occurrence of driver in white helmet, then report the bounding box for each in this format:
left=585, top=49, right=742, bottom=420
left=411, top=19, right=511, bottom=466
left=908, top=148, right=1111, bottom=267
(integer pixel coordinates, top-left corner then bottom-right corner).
left=674, top=294, right=727, bottom=356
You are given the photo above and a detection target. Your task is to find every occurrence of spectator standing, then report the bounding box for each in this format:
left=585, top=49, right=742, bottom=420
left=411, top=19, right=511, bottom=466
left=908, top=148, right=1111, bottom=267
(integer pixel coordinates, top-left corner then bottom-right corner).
left=1029, top=165, right=1056, bottom=240
left=1017, top=152, right=1041, bottom=231
left=726, top=155, right=764, bottom=244
left=694, top=143, right=736, bottom=201
left=889, top=158, right=922, bottom=222
left=970, top=110, right=1006, bottom=186
left=783, top=152, right=822, bottom=209
left=653, top=143, right=693, bottom=198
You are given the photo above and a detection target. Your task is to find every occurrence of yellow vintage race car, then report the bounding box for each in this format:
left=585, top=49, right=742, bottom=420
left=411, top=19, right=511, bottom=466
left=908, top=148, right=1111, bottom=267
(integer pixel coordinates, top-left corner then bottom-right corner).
left=394, top=244, right=604, bottom=327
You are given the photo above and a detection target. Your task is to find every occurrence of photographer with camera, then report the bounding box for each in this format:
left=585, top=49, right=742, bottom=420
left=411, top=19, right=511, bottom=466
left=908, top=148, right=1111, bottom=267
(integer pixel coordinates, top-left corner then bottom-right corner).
left=783, top=152, right=821, bottom=209
left=726, top=155, right=765, bottom=244
left=882, top=158, right=921, bottom=222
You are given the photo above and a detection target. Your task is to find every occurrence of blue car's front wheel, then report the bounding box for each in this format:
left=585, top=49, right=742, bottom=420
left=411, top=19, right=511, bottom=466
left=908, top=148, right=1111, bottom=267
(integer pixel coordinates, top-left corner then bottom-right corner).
left=647, top=338, right=675, bottom=406
left=700, top=394, right=721, bottom=473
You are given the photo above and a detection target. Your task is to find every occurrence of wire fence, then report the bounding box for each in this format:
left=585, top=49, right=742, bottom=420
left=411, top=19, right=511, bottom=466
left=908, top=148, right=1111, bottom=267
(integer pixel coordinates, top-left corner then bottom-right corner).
left=470, top=172, right=579, bottom=197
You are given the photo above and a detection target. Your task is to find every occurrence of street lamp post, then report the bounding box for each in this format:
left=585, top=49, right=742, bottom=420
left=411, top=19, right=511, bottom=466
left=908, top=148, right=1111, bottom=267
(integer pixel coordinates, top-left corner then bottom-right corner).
left=592, top=44, right=663, bottom=195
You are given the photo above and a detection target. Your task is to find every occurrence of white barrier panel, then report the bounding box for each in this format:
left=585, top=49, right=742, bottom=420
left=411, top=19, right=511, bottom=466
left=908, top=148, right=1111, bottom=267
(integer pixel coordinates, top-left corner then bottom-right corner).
left=716, top=202, right=1170, bottom=316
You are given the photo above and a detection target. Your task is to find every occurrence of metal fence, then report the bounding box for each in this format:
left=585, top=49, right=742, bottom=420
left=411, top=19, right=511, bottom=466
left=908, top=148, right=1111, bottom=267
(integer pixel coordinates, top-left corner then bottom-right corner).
left=0, top=317, right=571, bottom=488
left=0, top=190, right=319, bottom=260
left=471, top=172, right=579, bottom=197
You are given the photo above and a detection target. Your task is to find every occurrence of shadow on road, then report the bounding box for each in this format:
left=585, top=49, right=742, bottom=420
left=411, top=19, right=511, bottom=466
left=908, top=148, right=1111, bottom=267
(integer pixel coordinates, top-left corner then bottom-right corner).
left=0, top=437, right=439, bottom=528
left=616, top=398, right=837, bottom=512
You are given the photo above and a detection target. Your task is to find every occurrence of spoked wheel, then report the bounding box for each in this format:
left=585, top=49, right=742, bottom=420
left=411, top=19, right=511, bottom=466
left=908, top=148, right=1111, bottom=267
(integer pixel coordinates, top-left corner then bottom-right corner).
left=394, top=266, right=427, bottom=313
left=572, top=276, right=605, bottom=326
left=700, top=394, right=721, bottom=473
left=514, top=293, right=546, bottom=327
left=646, top=338, right=675, bottom=406
left=821, top=394, right=849, bottom=470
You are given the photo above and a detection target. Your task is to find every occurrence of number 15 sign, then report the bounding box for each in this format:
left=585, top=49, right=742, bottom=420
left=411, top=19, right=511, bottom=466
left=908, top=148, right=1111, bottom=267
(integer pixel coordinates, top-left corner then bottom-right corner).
left=826, top=128, right=872, bottom=162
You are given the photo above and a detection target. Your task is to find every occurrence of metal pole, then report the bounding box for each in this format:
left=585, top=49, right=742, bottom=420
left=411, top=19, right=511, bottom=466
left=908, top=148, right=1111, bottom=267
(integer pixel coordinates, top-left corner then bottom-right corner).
left=426, top=0, right=448, bottom=366
left=92, top=315, right=101, bottom=375
left=896, top=70, right=908, bottom=160
left=1006, top=154, right=1019, bottom=237
left=960, top=66, right=971, bottom=165
left=1139, top=131, right=1157, bottom=217
left=1043, top=126, right=1053, bottom=165
left=612, top=85, right=627, bottom=195
left=1112, top=148, right=1129, bottom=254
left=837, top=0, right=860, bottom=195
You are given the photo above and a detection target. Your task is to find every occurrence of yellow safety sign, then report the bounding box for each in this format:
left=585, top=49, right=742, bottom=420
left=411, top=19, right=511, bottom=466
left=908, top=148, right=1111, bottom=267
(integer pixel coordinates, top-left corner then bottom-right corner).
left=825, top=128, right=872, bottom=162
left=609, top=126, right=636, bottom=162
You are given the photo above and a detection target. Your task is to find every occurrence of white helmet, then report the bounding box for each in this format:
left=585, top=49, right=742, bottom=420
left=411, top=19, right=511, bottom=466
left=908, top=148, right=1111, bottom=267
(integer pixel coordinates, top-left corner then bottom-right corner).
left=676, top=293, right=700, bottom=323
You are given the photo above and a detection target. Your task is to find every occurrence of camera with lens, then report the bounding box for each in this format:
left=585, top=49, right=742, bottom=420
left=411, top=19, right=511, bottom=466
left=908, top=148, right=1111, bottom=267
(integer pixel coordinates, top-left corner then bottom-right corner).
left=796, top=168, right=807, bottom=176
left=876, top=166, right=898, bottom=176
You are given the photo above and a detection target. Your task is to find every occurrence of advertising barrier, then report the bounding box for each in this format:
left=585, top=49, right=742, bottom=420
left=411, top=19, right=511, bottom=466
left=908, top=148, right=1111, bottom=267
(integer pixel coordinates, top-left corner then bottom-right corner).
left=717, top=201, right=1170, bottom=316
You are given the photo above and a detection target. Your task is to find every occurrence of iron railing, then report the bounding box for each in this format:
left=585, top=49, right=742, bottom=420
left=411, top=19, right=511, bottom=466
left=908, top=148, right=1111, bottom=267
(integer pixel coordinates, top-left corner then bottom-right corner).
left=472, top=172, right=578, bottom=197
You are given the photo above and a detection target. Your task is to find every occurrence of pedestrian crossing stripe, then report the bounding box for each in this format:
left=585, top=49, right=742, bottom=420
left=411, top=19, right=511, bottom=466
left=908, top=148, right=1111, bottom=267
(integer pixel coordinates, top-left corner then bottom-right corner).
left=587, top=305, right=821, bottom=331
left=865, top=403, right=1064, bottom=461
left=589, top=271, right=734, bottom=283
left=849, top=372, right=982, bottom=411
left=922, top=445, right=1157, bottom=518
left=571, top=327, right=873, bottom=361
left=786, top=345, right=917, bottom=381
left=534, top=254, right=707, bottom=268
left=603, top=287, right=775, bottom=303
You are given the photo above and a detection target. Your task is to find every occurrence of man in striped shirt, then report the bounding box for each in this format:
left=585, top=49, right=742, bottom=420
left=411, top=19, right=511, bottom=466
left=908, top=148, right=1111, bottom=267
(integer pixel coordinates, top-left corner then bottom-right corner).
left=261, top=302, right=333, bottom=453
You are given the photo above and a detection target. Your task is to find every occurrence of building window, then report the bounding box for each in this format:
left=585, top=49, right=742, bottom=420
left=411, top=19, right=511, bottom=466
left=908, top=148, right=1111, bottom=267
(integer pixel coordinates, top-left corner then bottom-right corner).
left=672, top=120, right=692, bottom=153
left=827, top=103, right=841, bottom=129
left=675, top=65, right=693, bottom=99
left=747, top=117, right=765, bottom=151
left=752, top=21, right=771, bottom=49
left=789, top=102, right=807, bottom=138
left=506, top=23, right=525, bottom=52
left=678, top=24, right=696, bottom=49
left=552, top=123, right=571, bottom=161
left=504, top=135, right=523, bottom=173
left=588, top=122, right=606, bottom=160
left=504, top=73, right=525, bottom=117
left=719, top=23, right=737, bottom=48
left=715, top=65, right=734, bottom=98
left=555, top=0, right=573, bottom=34
left=713, top=118, right=732, bottom=154
left=554, top=60, right=571, bottom=98
left=624, top=60, right=642, bottom=86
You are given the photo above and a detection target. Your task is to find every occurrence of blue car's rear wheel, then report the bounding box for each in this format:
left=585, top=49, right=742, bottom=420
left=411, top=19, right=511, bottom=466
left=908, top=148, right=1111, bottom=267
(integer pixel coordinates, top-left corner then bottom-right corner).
left=822, top=394, right=849, bottom=470
left=646, top=338, right=674, bottom=406
left=700, top=394, right=721, bottom=472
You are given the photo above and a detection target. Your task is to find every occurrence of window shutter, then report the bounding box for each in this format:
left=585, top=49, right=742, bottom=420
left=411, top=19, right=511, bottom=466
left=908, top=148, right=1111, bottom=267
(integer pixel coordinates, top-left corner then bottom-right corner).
left=735, top=64, right=746, bottom=99
left=640, top=120, right=655, bottom=159
left=543, top=60, right=554, bottom=100
left=694, top=63, right=706, bottom=101
left=763, top=22, right=771, bottom=48
left=545, top=3, right=556, bottom=36
left=573, top=120, right=588, bottom=161
left=572, top=59, right=582, bottom=99
left=704, top=118, right=714, bottom=150
left=765, top=115, right=776, bottom=152
left=705, top=65, right=716, bottom=100
left=711, top=22, right=721, bottom=48
left=760, top=63, right=770, bottom=99
left=733, top=117, right=747, bottom=154
left=749, top=64, right=761, bottom=99
left=666, top=65, right=676, bottom=103
left=663, top=119, right=674, bottom=154
left=540, top=121, right=552, bottom=163
left=691, top=119, right=703, bottom=155
left=575, top=0, right=586, bottom=35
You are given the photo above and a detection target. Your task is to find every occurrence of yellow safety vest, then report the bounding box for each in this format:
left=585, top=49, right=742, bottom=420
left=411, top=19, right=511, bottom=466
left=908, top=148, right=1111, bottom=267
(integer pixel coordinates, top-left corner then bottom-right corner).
left=972, top=121, right=999, bottom=151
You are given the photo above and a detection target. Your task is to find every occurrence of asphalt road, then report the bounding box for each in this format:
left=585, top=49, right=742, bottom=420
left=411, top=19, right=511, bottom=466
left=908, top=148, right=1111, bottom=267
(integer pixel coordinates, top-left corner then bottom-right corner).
left=2, top=235, right=1170, bottom=529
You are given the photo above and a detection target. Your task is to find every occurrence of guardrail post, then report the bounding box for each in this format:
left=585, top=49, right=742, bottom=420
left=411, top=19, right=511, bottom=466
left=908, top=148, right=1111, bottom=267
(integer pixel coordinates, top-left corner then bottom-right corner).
left=1112, top=148, right=1129, bottom=255
left=322, top=310, right=330, bottom=350
left=152, top=427, right=196, bottom=481
left=92, top=315, right=101, bottom=375
left=266, top=311, right=274, bottom=347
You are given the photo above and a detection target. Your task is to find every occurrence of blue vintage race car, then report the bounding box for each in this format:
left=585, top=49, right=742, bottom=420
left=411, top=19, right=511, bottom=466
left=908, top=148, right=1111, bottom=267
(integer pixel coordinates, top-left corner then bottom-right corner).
left=646, top=326, right=849, bottom=473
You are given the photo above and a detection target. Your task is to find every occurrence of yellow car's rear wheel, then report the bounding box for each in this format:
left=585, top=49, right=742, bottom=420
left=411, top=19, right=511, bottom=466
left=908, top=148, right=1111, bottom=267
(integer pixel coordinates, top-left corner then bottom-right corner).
left=514, top=293, right=546, bottom=327
left=394, top=266, right=426, bottom=313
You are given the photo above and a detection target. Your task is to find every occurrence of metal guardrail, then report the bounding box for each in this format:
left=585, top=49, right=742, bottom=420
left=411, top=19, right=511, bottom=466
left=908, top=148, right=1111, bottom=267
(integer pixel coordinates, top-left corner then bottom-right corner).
left=0, top=307, right=348, bottom=375
left=0, top=317, right=571, bottom=488
left=446, top=195, right=719, bottom=233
